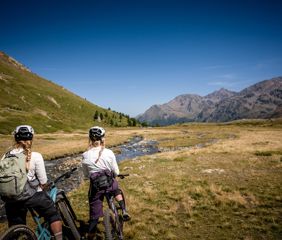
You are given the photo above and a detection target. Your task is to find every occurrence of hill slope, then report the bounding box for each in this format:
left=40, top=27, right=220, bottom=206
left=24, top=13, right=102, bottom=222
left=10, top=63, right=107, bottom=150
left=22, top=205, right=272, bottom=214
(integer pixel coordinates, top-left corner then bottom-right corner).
left=0, top=52, right=129, bottom=134
left=138, top=77, right=282, bottom=125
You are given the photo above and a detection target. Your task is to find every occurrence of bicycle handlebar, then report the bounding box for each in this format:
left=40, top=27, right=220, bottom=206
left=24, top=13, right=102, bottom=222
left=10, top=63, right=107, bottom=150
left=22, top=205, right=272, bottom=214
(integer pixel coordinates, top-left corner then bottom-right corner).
left=117, top=174, right=129, bottom=179
left=54, top=167, right=77, bottom=184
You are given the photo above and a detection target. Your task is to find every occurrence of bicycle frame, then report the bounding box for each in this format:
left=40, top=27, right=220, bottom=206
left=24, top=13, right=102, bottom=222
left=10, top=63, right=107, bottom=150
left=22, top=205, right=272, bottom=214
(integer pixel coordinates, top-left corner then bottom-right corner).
left=103, top=174, right=128, bottom=240
left=105, top=193, right=118, bottom=213
left=30, top=208, right=52, bottom=240
left=28, top=181, right=58, bottom=239
left=0, top=168, right=83, bottom=240
left=29, top=168, right=80, bottom=240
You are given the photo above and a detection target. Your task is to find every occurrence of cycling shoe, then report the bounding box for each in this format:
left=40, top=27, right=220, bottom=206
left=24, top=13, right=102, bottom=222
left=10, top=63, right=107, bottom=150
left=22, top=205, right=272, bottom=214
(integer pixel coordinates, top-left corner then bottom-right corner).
left=122, top=211, right=131, bottom=221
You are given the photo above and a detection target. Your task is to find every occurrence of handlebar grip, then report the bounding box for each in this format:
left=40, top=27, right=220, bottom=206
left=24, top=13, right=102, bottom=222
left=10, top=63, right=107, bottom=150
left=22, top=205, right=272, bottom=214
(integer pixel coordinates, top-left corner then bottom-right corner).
left=117, top=174, right=129, bottom=179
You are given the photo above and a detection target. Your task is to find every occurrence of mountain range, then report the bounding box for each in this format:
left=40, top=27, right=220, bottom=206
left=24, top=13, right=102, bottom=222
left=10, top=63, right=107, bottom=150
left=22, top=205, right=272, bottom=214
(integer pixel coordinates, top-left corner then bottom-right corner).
left=137, top=77, right=282, bottom=125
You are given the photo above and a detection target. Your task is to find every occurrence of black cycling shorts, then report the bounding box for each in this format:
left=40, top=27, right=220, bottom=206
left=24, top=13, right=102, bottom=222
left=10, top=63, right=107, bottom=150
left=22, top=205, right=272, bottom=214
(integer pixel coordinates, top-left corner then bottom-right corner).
left=5, top=191, right=61, bottom=226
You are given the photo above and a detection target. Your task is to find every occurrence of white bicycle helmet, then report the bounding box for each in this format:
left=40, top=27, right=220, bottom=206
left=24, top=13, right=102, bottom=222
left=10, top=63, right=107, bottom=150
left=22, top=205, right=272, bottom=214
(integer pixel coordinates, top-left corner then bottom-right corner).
left=89, top=126, right=105, bottom=140
left=14, top=125, right=34, bottom=141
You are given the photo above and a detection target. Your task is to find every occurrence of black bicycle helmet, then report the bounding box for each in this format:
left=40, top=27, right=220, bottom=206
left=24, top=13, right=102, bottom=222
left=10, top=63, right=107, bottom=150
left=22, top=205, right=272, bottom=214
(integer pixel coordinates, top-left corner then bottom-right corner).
left=14, top=125, right=34, bottom=141
left=89, top=126, right=105, bottom=141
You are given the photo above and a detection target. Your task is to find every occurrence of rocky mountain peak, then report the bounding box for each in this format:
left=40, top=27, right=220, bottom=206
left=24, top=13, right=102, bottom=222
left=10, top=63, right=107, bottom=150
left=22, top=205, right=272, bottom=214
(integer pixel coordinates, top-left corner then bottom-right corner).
left=137, top=77, right=282, bottom=125
left=205, top=88, right=237, bottom=102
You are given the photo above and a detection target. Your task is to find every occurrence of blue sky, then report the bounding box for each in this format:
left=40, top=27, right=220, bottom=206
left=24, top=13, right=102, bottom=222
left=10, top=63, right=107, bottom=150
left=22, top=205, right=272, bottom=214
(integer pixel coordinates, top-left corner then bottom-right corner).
left=1, top=0, right=282, bottom=117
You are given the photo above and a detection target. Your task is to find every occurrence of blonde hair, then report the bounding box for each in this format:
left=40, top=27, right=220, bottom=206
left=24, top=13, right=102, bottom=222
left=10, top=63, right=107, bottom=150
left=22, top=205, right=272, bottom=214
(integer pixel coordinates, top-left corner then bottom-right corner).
left=15, top=140, right=32, bottom=169
left=88, top=137, right=105, bottom=164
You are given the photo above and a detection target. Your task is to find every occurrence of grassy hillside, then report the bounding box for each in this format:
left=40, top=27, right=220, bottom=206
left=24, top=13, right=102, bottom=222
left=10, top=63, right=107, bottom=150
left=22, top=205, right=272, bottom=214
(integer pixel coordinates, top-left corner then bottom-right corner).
left=0, top=51, right=132, bottom=134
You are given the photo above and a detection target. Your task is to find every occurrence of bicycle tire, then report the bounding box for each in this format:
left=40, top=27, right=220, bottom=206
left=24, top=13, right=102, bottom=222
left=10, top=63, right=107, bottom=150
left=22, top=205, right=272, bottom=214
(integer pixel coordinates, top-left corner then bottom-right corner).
left=57, top=199, right=81, bottom=240
left=104, top=209, right=115, bottom=240
left=0, top=224, right=37, bottom=240
left=104, top=208, right=123, bottom=240
left=117, top=189, right=125, bottom=237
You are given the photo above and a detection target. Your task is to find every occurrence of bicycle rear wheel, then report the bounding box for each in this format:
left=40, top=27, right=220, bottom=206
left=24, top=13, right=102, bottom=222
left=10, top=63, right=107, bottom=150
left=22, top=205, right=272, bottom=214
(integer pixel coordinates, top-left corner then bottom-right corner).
left=0, top=224, right=37, bottom=240
left=103, top=208, right=123, bottom=240
left=57, top=199, right=81, bottom=240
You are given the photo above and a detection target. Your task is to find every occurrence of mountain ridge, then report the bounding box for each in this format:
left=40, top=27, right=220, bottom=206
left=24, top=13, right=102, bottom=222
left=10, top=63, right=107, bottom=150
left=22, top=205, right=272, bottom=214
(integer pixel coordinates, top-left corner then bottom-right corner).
left=0, top=51, right=133, bottom=134
left=138, top=77, right=282, bottom=125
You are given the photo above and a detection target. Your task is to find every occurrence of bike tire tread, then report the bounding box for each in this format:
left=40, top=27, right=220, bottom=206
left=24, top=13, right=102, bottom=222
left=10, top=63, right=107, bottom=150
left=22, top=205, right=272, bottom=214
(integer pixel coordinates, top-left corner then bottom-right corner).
left=57, top=200, right=81, bottom=240
left=0, top=224, right=37, bottom=240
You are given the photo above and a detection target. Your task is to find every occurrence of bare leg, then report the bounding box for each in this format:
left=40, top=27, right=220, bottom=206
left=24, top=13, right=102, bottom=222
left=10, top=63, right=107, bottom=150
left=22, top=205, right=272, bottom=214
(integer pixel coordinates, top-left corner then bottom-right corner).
left=115, top=194, right=123, bottom=201
left=50, top=220, right=63, bottom=240
left=115, top=194, right=131, bottom=221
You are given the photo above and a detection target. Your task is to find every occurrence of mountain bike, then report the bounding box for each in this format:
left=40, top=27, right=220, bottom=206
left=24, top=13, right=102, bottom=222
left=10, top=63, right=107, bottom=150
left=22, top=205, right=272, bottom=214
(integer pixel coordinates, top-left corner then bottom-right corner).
left=0, top=168, right=83, bottom=240
left=103, top=174, right=129, bottom=240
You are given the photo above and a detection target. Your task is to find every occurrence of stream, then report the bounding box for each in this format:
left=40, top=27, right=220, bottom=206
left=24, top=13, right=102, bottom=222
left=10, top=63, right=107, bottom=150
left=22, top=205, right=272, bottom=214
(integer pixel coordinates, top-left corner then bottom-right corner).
left=44, top=136, right=158, bottom=192
left=0, top=134, right=227, bottom=222
left=0, top=136, right=159, bottom=222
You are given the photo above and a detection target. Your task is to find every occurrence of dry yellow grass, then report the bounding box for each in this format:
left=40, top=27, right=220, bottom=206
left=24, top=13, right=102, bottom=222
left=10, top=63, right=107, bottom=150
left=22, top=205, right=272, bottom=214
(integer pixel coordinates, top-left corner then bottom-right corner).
left=0, top=121, right=281, bottom=239
left=0, top=128, right=140, bottom=159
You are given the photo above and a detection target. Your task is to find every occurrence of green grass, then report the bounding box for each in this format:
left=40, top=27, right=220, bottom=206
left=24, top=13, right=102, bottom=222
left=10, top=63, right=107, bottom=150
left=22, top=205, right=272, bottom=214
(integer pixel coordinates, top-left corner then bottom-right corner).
left=0, top=52, right=132, bottom=134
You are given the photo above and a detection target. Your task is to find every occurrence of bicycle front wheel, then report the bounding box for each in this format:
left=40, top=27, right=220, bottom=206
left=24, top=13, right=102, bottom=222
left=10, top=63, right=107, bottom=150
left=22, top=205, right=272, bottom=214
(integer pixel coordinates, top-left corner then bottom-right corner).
left=57, top=199, right=81, bottom=240
left=0, top=224, right=37, bottom=240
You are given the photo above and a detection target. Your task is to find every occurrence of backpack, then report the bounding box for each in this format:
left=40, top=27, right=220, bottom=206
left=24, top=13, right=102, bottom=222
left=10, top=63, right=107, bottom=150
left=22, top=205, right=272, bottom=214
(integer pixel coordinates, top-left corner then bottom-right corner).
left=90, top=170, right=113, bottom=193
left=0, top=152, right=28, bottom=199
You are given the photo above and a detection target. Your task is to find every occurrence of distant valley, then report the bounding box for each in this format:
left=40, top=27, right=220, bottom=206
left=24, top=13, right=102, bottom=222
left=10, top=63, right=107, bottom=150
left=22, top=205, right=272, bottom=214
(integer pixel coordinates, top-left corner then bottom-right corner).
left=1, top=51, right=281, bottom=130
left=137, top=77, right=282, bottom=125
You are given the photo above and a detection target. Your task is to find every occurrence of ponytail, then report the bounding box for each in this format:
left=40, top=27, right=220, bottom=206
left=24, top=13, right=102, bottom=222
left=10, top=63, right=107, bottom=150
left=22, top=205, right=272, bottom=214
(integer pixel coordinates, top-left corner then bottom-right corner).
left=15, top=140, right=32, bottom=169
left=88, top=137, right=105, bottom=164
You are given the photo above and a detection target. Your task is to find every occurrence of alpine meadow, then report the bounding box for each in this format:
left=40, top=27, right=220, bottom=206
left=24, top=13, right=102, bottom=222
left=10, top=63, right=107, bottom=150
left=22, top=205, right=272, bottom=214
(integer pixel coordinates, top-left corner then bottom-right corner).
left=0, top=121, right=282, bottom=239
left=0, top=53, right=281, bottom=238
left=0, top=7, right=282, bottom=238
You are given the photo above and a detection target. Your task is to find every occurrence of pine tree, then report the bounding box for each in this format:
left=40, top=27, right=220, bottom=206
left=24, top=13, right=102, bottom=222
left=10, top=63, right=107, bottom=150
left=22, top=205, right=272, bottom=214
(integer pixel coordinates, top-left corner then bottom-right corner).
left=100, top=112, right=104, bottom=121
left=93, top=110, right=99, bottom=120
left=132, top=118, right=137, bottom=127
